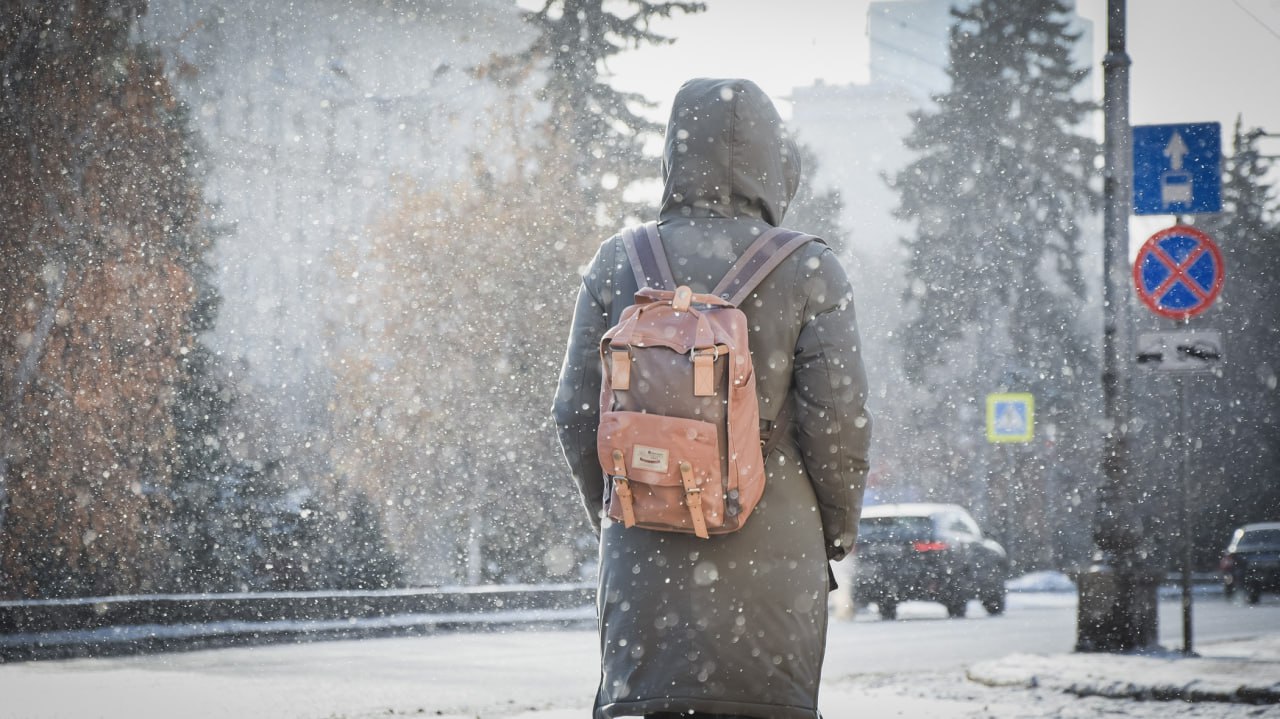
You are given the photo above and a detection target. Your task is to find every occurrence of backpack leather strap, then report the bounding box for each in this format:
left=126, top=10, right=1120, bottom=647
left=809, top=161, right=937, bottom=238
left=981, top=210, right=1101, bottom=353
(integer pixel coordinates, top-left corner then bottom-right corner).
left=622, top=221, right=676, bottom=291
left=727, top=227, right=818, bottom=456
left=610, top=449, right=636, bottom=528
left=712, top=227, right=820, bottom=307
left=678, top=461, right=710, bottom=539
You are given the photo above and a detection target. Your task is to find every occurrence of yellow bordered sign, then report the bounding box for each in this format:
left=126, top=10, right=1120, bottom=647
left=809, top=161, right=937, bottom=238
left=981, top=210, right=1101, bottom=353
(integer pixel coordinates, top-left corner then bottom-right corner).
left=986, top=393, right=1034, bottom=443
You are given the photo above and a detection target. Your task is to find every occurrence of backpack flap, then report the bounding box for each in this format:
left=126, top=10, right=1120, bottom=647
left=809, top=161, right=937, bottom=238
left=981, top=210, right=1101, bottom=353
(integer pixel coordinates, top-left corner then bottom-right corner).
left=605, top=293, right=723, bottom=354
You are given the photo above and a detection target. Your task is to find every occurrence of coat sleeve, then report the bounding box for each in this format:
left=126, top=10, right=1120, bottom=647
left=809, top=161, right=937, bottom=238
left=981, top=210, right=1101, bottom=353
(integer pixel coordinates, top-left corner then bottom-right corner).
left=551, top=243, right=613, bottom=535
left=792, top=246, right=873, bottom=561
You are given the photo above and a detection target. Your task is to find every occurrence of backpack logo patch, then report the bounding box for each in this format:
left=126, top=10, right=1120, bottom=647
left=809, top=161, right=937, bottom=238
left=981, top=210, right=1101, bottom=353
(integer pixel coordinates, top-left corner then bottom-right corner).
left=631, top=445, right=670, bottom=473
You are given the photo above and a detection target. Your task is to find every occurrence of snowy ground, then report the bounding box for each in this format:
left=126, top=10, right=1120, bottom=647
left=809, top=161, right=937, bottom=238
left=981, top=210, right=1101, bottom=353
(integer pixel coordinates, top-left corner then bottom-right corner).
left=3, top=635, right=1278, bottom=718
left=2, top=583, right=1279, bottom=718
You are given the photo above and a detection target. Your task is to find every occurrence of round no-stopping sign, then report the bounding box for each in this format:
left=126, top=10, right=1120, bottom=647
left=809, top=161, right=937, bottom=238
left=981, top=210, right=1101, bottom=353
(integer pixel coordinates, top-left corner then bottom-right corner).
left=1133, top=225, right=1224, bottom=321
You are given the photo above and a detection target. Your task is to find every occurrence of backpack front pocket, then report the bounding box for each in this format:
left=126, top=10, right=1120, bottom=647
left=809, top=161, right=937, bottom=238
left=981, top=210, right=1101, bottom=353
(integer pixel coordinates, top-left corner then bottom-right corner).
left=598, top=410, right=726, bottom=537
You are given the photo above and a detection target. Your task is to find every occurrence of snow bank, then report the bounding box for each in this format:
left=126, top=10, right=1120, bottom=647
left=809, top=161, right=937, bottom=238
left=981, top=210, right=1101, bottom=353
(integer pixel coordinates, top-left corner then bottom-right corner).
left=967, top=635, right=1280, bottom=704
left=1006, top=570, right=1077, bottom=593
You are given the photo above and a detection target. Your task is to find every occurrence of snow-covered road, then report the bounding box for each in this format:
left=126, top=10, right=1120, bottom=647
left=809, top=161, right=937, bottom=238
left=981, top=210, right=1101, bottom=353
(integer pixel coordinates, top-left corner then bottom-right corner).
left=2, top=592, right=1277, bottom=718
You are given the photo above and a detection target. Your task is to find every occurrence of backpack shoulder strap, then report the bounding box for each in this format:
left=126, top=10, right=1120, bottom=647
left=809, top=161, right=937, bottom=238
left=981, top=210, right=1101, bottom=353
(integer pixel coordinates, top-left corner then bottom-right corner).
left=621, top=221, right=676, bottom=291
left=712, top=227, right=822, bottom=306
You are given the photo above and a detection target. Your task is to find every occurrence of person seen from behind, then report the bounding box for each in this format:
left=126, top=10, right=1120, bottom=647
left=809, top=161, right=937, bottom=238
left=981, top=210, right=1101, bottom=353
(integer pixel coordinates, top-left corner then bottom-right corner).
left=552, top=77, right=872, bottom=719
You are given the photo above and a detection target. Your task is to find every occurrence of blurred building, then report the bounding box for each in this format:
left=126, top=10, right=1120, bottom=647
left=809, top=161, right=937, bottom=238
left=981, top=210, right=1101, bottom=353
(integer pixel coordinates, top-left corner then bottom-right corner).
left=140, top=0, right=532, bottom=451
left=790, top=0, right=1094, bottom=263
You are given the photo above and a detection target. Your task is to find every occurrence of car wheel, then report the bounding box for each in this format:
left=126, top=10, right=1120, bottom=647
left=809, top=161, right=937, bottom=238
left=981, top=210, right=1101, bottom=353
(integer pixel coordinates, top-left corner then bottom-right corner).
left=878, top=599, right=898, bottom=620
left=1246, top=584, right=1262, bottom=605
left=944, top=595, right=967, bottom=619
left=982, top=587, right=1006, bottom=616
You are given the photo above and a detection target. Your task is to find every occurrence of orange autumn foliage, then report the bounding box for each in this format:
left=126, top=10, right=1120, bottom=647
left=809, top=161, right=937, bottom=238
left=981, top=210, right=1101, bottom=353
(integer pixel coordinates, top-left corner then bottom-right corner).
left=1, top=3, right=208, bottom=598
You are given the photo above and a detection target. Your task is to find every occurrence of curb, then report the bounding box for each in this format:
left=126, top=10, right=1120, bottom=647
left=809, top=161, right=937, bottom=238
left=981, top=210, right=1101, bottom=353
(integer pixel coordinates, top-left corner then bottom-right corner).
left=1060, top=679, right=1280, bottom=704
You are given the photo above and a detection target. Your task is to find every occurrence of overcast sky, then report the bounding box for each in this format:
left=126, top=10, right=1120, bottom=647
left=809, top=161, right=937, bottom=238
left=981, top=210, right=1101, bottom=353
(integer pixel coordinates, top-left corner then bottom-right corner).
left=609, top=0, right=1280, bottom=151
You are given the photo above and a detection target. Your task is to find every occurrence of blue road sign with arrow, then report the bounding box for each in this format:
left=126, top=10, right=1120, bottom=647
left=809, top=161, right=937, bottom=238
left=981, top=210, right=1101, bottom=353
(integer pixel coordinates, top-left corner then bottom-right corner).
left=1133, top=123, right=1221, bottom=215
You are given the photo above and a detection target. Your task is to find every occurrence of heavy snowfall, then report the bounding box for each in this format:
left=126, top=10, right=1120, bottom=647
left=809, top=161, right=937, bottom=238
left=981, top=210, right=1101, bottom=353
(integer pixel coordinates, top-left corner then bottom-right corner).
left=1, top=0, right=1278, bottom=716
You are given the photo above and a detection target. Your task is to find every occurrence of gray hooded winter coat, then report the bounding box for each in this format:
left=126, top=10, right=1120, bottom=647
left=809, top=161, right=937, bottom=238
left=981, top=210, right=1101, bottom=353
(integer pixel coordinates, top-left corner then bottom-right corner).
left=552, top=78, right=872, bottom=719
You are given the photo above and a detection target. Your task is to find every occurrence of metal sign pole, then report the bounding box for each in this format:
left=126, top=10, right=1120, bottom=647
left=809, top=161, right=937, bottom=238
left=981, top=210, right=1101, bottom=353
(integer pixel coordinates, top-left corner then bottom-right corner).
left=1178, top=372, right=1194, bottom=656
left=1173, top=215, right=1195, bottom=657
left=1077, top=0, right=1159, bottom=653
left=1133, top=325, right=1222, bottom=656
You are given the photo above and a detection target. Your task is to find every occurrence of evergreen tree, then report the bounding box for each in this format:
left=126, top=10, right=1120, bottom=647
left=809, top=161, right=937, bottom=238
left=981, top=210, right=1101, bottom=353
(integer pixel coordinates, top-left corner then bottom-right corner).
left=890, top=0, right=1100, bottom=569
left=511, top=0, right=703, bottom=221
left=169, top=308, right=235, bottom=591
left=163, top=126, right=245, bottom=591
left=1192, top=119, right=1280, bottom=564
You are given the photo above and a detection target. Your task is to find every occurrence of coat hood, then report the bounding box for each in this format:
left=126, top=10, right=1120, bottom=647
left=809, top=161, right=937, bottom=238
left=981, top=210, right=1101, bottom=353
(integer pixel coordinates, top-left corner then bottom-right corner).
left=660, top=78, right=801, bottom=226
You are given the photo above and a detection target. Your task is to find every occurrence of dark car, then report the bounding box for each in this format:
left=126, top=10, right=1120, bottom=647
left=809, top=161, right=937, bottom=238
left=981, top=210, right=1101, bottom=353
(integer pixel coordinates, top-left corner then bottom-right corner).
left=853, top=503, right=1008, bottom=620
left=1220, top=522, right=1280, bottom=604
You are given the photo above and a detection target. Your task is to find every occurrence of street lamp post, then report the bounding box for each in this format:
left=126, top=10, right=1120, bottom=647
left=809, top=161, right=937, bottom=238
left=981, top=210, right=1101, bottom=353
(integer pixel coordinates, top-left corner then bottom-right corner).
left=1075, top=0, right=1160, bottom=653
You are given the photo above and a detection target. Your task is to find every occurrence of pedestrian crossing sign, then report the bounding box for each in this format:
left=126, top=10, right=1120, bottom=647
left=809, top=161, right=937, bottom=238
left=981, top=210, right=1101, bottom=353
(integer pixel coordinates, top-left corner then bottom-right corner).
left=986, top=393, right=1034, bottom=443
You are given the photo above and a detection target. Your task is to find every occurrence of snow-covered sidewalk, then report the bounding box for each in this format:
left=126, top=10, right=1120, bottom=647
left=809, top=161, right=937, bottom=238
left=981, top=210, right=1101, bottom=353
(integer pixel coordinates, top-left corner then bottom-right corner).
left=811, top=634, right=1280, bottom=719
left=448, top=634, right=1280, bottom=719
left=967, top=634, right=1280, bottom=704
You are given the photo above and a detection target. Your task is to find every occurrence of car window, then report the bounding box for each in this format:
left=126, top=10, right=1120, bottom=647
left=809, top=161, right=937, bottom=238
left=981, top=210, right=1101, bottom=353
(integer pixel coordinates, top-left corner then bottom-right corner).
left=946, top=517, right=973, bottom=536
left=858, top=516, right=932, bottom=543
left=1237, top=529, right=1280, bottom=551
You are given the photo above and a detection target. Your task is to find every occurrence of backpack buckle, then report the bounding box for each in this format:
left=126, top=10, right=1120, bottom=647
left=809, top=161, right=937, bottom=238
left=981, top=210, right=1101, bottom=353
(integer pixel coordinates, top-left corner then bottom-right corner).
left=690, top=345, right=720, bottom=361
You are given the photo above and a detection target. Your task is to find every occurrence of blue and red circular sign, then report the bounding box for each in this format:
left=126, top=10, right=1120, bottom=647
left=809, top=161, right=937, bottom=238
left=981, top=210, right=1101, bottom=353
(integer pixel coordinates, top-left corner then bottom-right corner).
left=1133, top=225, right=1224, bottom=321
